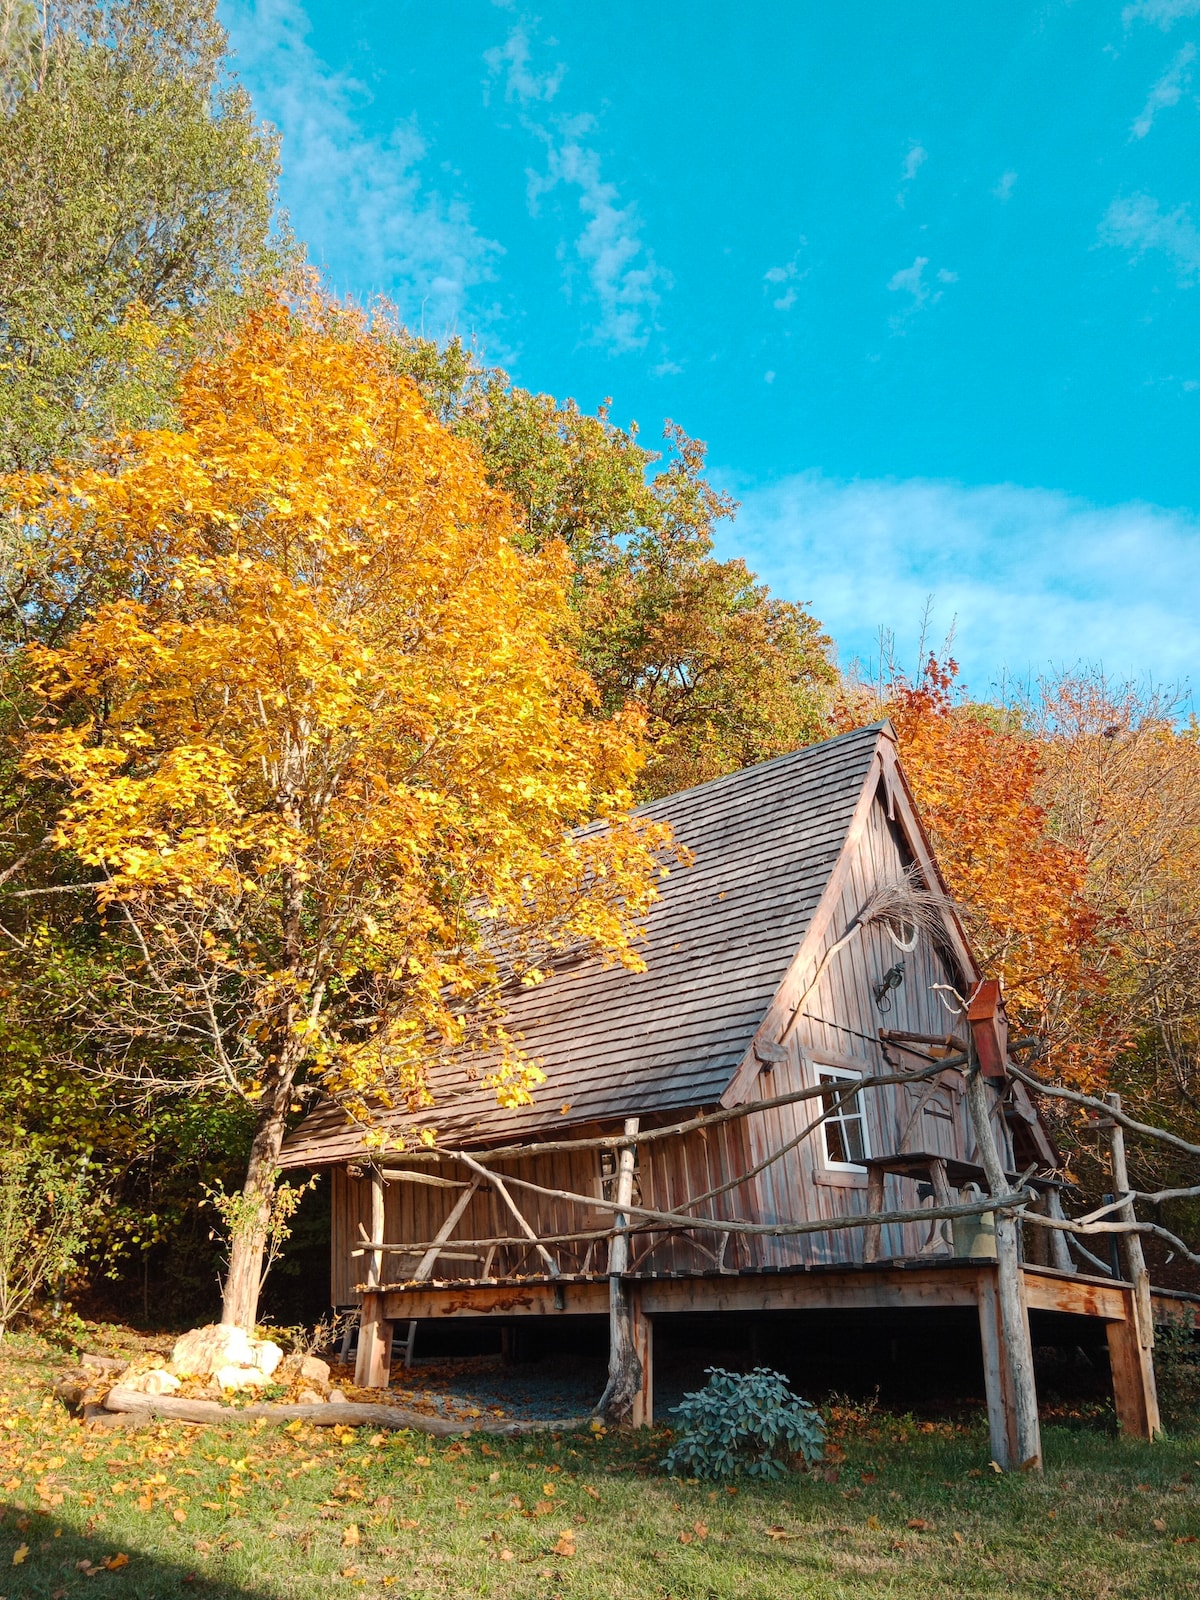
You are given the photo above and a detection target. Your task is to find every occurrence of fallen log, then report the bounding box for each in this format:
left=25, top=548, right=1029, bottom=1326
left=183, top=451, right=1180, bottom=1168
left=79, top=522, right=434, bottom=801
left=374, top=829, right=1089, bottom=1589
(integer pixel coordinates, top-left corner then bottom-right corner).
left=102, top=1386, right=586, bottom=1437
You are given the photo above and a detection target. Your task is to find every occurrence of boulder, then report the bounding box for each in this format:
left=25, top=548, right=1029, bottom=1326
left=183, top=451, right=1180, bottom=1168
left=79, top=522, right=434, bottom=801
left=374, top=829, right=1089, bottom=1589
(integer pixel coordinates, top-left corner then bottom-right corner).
left=327, top=1389, right=348, bottom=1404
left=296, top=1388, right=327, bottom=1405
left=214, top=1365, right=271, bottom=1392
left=122, top=1367, right=181, bottom=1397
left=169, top=1324, right=283, bottom=1380
left=299, top=1355, right=331, bottom=1385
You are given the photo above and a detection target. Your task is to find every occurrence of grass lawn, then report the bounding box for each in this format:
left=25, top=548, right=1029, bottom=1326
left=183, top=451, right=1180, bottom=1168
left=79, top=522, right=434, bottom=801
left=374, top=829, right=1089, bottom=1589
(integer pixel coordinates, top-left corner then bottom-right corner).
left=0, top=1328, right=1196, bottom=1600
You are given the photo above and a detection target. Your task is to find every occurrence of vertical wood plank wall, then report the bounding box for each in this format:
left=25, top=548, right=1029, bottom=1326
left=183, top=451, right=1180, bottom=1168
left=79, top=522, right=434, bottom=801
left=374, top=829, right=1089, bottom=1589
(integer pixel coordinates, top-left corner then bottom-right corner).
left=329, top=791, right=1012, bottom=1303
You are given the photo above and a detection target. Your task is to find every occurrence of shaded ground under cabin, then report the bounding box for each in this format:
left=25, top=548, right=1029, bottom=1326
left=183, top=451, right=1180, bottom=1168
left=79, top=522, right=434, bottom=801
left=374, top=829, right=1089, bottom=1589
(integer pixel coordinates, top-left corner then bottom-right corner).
left=280, top=723, right=1187, bottom=1467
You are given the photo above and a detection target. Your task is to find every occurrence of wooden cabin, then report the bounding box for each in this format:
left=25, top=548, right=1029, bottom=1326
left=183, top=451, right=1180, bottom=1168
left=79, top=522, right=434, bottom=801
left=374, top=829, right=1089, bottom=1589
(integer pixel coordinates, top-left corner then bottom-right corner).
left=280, top=723, right=1162, bottom=1466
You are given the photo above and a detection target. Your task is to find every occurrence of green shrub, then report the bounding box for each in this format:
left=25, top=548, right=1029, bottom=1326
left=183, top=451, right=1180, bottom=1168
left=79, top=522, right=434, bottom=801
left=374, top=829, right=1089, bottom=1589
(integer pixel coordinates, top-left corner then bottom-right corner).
left=662, top=1366, right=826, bottom=1480
left=1155, top=1314, right=1200, bottom=1430
left=0, top=1148, right=98, bottom=1338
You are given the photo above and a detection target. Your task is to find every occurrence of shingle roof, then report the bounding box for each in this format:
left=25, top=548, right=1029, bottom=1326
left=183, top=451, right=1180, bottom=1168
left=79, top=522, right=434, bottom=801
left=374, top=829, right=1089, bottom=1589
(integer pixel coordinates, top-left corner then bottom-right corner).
left=279, top=723, right=886, bottom=1167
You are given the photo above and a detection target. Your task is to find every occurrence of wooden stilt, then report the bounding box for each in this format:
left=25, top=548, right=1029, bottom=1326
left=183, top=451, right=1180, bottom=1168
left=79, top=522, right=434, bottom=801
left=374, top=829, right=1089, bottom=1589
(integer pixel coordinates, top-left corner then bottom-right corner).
left=1106, top=1094, right=1160, bottom=1439
left=596, top=1117, right=643, bottom=1423
left=976, top=1268, right=1018, bottom=1467
left=354, top=1171, right=393, bottom=1388
left=631, top=1287, right=653, bottom=1428
left=354, top=1291, right=393, bottom=1389
left=1107, top=1303, right=1157, bottom=1438
left=965, top=1059, right=1042, bottom=1471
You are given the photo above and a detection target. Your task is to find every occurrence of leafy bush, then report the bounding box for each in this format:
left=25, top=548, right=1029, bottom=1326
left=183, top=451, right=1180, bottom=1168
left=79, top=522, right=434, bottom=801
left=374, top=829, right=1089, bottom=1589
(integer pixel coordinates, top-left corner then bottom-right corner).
left=662, top=1366, right=826, bottom=1480
left=1155, top=1314, right=1200, bottom=1430
left=0, top=1148, right=99, bottom=1339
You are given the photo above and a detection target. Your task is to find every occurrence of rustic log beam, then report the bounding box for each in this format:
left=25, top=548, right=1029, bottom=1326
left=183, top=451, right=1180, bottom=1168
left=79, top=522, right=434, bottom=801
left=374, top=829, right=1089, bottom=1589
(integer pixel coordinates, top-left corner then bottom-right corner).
left=965, top=1058, right=1042, bottom=1473
left=350, top=1184, right=1036, bottom=1259
left=347, top=1060, right=963, bottom=1168
left=1008, top=1065, right=1200, bottom=1160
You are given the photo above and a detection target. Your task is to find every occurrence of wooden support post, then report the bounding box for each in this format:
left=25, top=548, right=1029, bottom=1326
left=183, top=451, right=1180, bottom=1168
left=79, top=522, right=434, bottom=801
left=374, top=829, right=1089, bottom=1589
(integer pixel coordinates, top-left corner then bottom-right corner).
left=1106, top=1094, right=1160, bottom=1438
left=965, top=1059, right=1042, bottom=1471
left=355, top=1170, right=392, bottom=1388
left=596, top=1117, right=643, bottom=1424
left=631, top=1285, right=653, bottom=1429
left=354, top=1291, right=393, bottom=1389
left=976, top=1268, right=1018, bottom=1468
left=1107, top=1302, right=1158, bottom=1439
left=863, top=1166, right=885, bottom=1263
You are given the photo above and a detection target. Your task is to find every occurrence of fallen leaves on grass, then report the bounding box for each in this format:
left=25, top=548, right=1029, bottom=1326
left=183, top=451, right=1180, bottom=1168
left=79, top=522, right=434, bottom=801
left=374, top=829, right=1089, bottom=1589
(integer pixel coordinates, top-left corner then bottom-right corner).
left=341, top=1523, right=360, bottom=1547
left=551, top=1529, right=575, bottom=1557
left=12, top=1542, right=28, bottom=1564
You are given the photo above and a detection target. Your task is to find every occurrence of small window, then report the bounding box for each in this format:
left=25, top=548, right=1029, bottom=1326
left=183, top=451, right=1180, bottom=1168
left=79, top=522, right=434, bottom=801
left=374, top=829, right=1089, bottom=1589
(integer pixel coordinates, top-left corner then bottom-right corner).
left=817, top=1066, right=870, bottom=1170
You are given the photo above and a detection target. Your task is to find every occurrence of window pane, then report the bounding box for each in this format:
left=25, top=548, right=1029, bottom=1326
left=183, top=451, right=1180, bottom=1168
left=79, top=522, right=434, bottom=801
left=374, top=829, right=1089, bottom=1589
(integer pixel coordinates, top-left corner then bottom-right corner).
left=825, top=1120, right=849, bottom=1164
left=842, top=1111, right=867, bottom=1164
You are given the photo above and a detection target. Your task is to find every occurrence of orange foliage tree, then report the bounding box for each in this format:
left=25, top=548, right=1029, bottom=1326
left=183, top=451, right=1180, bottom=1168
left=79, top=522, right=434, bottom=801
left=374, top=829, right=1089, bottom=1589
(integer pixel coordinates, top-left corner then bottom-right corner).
left=847, top=658, right=1115, bottom=1087
left=6, top=295, right=674, bottom=1328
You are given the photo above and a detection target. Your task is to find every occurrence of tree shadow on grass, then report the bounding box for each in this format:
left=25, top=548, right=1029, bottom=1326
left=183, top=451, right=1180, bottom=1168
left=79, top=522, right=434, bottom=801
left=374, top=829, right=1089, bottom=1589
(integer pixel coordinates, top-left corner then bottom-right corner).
left=1, top=1505, right=276, bottom=1600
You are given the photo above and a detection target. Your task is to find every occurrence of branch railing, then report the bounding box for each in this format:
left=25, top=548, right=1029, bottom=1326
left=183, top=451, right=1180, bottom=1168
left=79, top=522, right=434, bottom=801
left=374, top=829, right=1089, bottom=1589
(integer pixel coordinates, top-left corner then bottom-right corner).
left=345, top=1047, right=1200, bottom=1298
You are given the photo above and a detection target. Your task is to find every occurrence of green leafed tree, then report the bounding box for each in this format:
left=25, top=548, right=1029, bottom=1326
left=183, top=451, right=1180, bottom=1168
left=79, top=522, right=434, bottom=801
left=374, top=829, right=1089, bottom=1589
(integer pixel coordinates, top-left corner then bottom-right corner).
left=0, top=0, right=286, bottom=472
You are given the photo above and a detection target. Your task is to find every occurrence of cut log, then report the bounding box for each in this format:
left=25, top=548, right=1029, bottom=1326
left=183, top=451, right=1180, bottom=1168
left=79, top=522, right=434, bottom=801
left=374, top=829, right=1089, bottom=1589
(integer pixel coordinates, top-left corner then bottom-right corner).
left=102, top=1386, right=589, bottom=1436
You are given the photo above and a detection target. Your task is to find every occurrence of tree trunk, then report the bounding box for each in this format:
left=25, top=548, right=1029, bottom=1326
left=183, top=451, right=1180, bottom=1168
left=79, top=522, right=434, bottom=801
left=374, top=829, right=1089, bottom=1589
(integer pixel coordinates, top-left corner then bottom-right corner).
left=219, top=1051, right=299, bottom=1330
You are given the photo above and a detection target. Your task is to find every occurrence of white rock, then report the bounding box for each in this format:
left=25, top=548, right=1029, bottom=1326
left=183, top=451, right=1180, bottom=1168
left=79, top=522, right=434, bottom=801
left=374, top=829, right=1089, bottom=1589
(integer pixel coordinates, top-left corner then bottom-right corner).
left=122, top=1366, right=181, bottom=1396
left=169, top=1324, right=283, bottom=1380
left=299, top=1355, right=331, bottom=1384
left=214, top=1365, right=271, bottom=1392
left=250, top=1337, right=283, bottom=1378
left=296, top=1388, right=327, bottom=1405
left=142, top=1368, right=182, bottom=1397
left=327, top=1389, right=348, bottom=1404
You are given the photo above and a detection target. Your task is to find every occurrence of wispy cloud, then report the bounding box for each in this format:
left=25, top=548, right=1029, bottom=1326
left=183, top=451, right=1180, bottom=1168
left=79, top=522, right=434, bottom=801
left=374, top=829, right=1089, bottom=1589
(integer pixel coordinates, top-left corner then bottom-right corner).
left=222, top=0, right=497, bottom=335
left=485, top=22, right=665, bottom=354
left=887, top=257, right=956, bottom=329
left=1131, top=42, right=1195, bottom=138
left=1123, top=0, right=1200, bottom=28
left=1100, top=192, right=1200, bottom=280
left=896, top=141, right=927, bottom=207
left=722, top=473, right=1200, bottom=689
left=994, top=170, right=1018, bottom=202
left=763, top=244, right=807, bottom=311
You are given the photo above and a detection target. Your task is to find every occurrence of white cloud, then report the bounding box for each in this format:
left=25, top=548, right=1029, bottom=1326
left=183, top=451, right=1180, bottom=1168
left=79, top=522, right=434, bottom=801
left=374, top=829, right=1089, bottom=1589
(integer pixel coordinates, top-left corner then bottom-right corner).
left=763, top=244, right=807, bottom=310
left=482, top=25, right=564, bottom=105
left=889, top=256, right=930, bottom=305
left=994, top=170, right=1018, bottom=202
left=897, top=141, right=927, bottom=206
left=721, top=473, right=1200, bottom=689
left=222, top=0, right=497, bottom=335
left=887, top=256, right=954, bottom=328
left=485, top=24, right=664, bottom=353
left=1100, top=192, right=1200, bottom=280
left=1131, top=42, right=1195, bottom=138
left=1123, top=0, right=1200, bottom=28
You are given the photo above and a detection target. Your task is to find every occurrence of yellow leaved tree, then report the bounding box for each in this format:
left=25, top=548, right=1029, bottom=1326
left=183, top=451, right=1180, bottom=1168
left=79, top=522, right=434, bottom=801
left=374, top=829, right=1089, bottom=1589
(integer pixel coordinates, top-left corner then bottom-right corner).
left=8, top=295, right=673, bottom=1329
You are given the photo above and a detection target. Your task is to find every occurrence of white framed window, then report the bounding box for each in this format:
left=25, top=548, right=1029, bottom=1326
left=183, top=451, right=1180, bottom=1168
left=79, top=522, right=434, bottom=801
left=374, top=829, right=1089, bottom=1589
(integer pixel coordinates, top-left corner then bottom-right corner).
left=816, top=1065, right=871, bottom=1171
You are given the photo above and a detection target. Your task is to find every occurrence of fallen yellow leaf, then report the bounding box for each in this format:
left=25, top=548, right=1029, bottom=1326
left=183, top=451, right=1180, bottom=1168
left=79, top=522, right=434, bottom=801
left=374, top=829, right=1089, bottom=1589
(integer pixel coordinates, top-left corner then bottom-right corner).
left=103, top=1554, right=130, bottom=1571
left=342, top=1524, right=360, bottom=1547
left=12, top=1542, right=28, bottom=1565
left=552, top=1530, right=576, bottom=1557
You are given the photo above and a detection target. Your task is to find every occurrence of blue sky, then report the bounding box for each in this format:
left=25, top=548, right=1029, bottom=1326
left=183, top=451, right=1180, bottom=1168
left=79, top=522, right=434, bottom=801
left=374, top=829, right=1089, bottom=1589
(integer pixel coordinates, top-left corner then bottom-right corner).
left=220, top=0, right=1200, bottom=695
